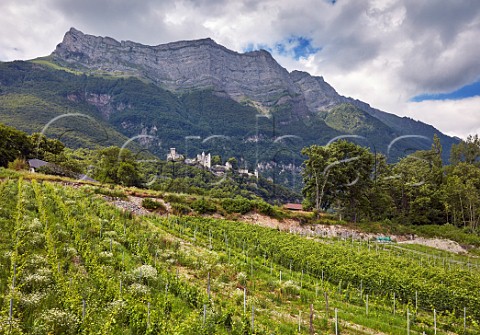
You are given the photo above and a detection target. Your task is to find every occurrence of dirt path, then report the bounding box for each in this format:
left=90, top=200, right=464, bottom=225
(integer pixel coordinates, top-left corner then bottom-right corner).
left=398, top=237, right=467, bottom=254
left=241, top=212, right=469, bottom=254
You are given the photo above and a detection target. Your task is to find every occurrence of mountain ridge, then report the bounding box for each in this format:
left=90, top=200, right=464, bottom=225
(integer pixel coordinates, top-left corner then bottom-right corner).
left=53, top=28, right=298, bottom=107
left=0, top=28, right=458, bottom=180
left=51, top=28, right=456, bottom=151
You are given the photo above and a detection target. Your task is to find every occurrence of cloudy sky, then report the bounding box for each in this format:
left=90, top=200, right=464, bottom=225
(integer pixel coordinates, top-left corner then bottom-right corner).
left=1, top=0, right=480, bottom=139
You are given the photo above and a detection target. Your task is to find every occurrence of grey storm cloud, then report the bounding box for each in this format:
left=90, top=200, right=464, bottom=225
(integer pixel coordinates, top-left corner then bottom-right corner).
left=397, top=0, right=480, bottom=92
left=47, top=0, right=180, bottom=45
left=300, top=0, right=480, bottom=94
left=402, top=0, right=480, bottom=45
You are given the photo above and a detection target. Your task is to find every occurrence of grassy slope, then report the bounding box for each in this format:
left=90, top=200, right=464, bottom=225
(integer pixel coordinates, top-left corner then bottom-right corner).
left=0, top=62, right=132, bottom=149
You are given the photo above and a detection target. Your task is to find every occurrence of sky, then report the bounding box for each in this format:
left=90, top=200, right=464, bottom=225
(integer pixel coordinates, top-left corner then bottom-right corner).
left=1, top=0, right=480, bottom=139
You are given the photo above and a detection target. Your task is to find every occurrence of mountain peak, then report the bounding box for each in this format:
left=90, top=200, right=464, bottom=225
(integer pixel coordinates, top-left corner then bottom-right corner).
left=67, top=27, right=83, bottom=35
left=57, top=28, right=228, bottom=57
left=52, top=28, right=295, bottom=106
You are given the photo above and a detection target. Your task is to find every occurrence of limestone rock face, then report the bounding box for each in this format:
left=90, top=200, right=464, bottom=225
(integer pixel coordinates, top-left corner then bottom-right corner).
left=290, top=70, right=347, bottom=113
left=52, top=28, right=341, bottom=114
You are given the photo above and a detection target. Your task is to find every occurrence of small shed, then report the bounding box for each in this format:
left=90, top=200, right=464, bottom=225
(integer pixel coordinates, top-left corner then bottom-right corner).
left=28, top=159, right=49, bottom=172
left=77, top=174, right=98, bottom=183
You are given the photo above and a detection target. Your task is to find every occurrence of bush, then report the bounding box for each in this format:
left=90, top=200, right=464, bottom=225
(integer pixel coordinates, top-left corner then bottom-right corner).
left=301, top=198, right=314, bottom=211
left=171, top=202, right=191, bottom=215
left=252, top=200, right=275, bottom=216
left=142, top=198, right=166, bottom=213
left=164, top=193, right=187, bottom=204
left=8, top=158, right=28, bottom=171
left=93, top=187, right=127, bottom=199
left=221, top=196, right=252, bottom=214
left=191, top=197, right=217, bottom=214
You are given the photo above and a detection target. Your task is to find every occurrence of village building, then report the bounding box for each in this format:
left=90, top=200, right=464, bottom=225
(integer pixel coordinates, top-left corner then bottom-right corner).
left=283, top=203, right=304, bottom=211
left=166, top=148, right=258, bottom=178
left=196, top=152, right=211, bottom=169
left=166, top=148, right=184, bottom=162
left=28, top=158, right=49, bottom=173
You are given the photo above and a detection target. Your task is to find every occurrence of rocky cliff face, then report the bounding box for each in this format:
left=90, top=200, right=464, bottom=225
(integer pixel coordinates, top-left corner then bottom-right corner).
left=53, top=28, right=300, bottom=108
left=290, top=70, right=347, bottom=113
left=50, top=28, right=457, bottom=161
left=52, top=28, right=343, bottom=115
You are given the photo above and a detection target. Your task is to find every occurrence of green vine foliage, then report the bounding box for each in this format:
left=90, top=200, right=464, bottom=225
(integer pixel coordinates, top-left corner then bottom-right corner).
left=0, top=177, right=479, bottom=334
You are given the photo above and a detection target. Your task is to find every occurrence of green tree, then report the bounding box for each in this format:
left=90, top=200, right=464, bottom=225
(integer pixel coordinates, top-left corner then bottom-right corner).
left=389, top=149, right=445, bottom=225
left=301, top=144, right=331, bottom=212
left=363, top=154, right=395, bottom=221
left=211, top=155, right=222, bottom=166
left=443, top=162, right=480, bottom=229
left=29, top=133, right=65, bottom=160
left=301, top=140, right=374, bottom=221
left=0, top=123, right=32, bottom=167
left=93, top=146, right=141, bottom=186
left=450, top=134, right=480, bottom=166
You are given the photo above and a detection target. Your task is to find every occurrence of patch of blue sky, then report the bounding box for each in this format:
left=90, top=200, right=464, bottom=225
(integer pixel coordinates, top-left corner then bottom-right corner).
left=244, top=36, right=320, bottom=60
left=412, top=79, right=480, bottom=102
left=276, top=36, right=321, bottom=60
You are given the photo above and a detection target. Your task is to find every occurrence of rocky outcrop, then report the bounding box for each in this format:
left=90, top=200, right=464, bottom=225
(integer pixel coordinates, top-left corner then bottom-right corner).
left=53, top=28, right=303, bottom=109
left=290, top=70, right=347, bottom=113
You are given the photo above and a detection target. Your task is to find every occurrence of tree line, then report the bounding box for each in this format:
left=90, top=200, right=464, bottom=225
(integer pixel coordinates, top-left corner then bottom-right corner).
left=302, top=134, right=480, bottom=228
left=5, top=120, right=480, bottom=226
left=0, top=123, right=299, bottom=203
left=0, top=123, right=65, bottom=168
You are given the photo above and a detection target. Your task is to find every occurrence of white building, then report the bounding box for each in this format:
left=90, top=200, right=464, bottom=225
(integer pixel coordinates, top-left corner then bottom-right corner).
left=196, top=152, right=211, bottom=169
left=167, top=148, right=184, bottom=162
left=238, top=168, right=259, bottom=179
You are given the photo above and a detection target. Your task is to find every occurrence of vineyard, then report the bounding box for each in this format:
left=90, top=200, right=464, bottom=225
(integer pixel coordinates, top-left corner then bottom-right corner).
left=1, top=177, right=480, bottom=334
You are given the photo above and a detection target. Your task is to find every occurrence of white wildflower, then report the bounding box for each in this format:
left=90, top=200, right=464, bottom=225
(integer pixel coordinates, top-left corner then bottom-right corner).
left=103, top=230, right=118, bottom=238
left=98, top=251, right=113, bottom=260
left=64, top=247, right=77, bottom=258
left=282, top=280, right=300, bottom=295
left=33, top=308, right=79, bottom=335
left=237, top=272, right=247, bottom=286
left=20, top=292, right=46, bottom=308
left=21, top=272, right=52, bottom=292
left=133, top=265, right=157, bottom=280
left=129, top=283, right=150, bottom=296
left=26, top=232, right=46, bottom=248
left=28, top=218, right=43, bottom=231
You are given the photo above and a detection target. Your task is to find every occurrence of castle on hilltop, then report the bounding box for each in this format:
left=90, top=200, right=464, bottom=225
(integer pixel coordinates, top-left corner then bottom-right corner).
left=167, top=148, right=212, bottom=169
left=166, top=148, right=258, bottom=178
left=187, top=151, right=211, bottom=169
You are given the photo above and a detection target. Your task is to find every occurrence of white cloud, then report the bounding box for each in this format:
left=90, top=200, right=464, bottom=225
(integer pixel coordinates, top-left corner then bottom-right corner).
left=0, top=0, right=67, bottom=60
left=401, top=97, right=480, bottom=140
left=1, top=0, right=479, bottom=138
